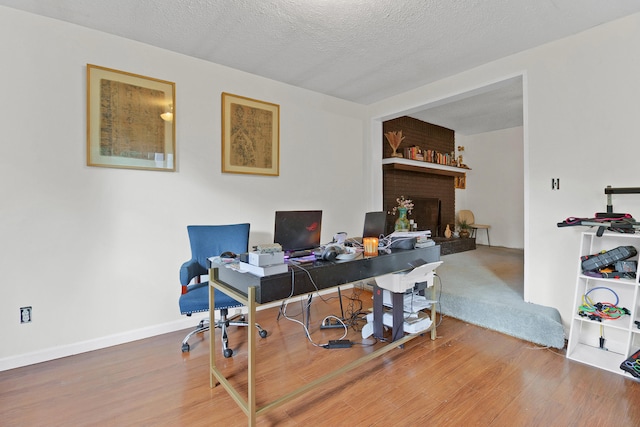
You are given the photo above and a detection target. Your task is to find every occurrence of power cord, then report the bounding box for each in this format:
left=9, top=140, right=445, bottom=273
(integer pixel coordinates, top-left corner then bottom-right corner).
left=279, top=297, right=348, bottom=348
left=281, top=255, right=439, bottom=348
left=278, top=261, right=352, bottom=348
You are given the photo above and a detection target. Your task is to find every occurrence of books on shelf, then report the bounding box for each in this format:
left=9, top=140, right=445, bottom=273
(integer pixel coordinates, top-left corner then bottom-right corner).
left=402, top=146, right=458, bottom=167
left=238, top=261, right=288, bottom=277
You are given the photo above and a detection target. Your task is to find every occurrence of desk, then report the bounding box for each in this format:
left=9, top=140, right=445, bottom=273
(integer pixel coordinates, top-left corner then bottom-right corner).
left=209, top=246, right=440, bottom=426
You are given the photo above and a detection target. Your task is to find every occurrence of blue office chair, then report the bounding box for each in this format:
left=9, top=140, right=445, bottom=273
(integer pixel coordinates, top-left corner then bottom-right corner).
left=179, top=224, right=267, bottom=357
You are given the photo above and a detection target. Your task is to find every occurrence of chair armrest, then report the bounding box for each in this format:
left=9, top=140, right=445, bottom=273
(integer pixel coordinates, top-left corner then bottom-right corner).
left=180, top=259, right=207, bottom=286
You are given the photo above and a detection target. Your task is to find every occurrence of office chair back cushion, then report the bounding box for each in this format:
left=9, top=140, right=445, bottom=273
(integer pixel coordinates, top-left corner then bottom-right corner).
left=187, top=224, right=250, bottom=270
left=458, top=210, right=475, bottom=225
left=179, top=223, right=250, bottom=315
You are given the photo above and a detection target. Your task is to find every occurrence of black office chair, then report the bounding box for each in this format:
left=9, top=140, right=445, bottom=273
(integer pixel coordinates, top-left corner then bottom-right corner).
left=179, top=224, right=267, bottom=357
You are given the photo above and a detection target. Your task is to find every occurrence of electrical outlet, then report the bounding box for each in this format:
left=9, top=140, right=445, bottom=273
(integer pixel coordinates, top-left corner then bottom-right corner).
left=20, top=306, right=32, bottom=323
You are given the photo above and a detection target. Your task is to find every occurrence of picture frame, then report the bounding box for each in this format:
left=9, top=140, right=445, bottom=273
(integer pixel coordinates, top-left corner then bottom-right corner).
left=86, top=64, right=176, bottom=171
left=455, top=174, right=466, bottom=189
left=221, top=92, right=279, bottom=176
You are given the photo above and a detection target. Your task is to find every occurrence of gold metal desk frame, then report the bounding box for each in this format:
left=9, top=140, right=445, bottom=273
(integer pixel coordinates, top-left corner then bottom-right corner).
left=208, top=267, right=437, bottom=426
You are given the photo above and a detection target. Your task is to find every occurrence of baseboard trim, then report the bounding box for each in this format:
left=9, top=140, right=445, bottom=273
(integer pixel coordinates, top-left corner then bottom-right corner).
left=0, top=316, right=203, bottom=372
left=0, top=286, right=354, bottom=372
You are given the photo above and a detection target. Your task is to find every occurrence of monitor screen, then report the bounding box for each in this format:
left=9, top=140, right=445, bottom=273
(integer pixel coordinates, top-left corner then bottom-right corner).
left=273, top=210, right=322, bottom=254
left=363, top=211, right=387, bottom=238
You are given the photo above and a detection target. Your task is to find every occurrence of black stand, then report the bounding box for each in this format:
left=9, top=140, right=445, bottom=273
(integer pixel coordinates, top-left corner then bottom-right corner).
left=604, top=185, right=640, bottom=213
left=372, top=284, right=405, bottom=342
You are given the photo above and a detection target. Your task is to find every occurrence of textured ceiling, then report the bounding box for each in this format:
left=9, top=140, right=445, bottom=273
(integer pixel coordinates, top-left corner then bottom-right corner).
left=3, top=0, right=640, bottom=134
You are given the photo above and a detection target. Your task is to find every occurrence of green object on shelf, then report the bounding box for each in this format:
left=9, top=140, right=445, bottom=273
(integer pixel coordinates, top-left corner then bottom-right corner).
left=395, top=207, right=410, bottom=231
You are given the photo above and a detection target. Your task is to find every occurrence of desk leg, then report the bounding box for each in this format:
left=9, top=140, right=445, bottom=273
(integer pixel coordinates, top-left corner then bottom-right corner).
left=430, top=283, right=437, bottom=340
left=209, top=284, right=217, bottom=388
left=247, top=286, right=257, bottom=427
left=306, top=294, right=312, bottom=330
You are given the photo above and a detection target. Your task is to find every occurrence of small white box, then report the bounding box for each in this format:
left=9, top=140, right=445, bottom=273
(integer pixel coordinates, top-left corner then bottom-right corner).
left=248, top=251, right=284, bottom=267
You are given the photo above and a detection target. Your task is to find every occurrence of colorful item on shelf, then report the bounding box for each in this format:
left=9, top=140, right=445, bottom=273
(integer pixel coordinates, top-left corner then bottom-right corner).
left=391, top=195, right=413, bottom=232
left=394, top=207, right=410, bottom=232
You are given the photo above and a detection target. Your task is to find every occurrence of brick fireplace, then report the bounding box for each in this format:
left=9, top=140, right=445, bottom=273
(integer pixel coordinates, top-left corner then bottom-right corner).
left=382, top=116, right=458, bottom=237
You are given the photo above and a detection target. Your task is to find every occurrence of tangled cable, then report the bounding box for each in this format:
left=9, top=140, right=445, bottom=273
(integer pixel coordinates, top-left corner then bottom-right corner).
left=577, top=286, right=630, bottom=321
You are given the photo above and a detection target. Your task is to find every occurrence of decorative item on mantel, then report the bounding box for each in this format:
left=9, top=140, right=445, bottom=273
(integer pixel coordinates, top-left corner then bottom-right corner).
left=391, top=196, right=414, bottom=231
left=456, top=145, right=468, bottom=168
left=384, top=130, right=405, bottom=158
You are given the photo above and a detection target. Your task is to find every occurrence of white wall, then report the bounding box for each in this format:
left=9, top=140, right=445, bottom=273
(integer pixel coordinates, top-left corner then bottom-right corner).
left=5, top=6, right=640, bottom=370
left=0, top=7, right=369, bottom=370
left=368, top=12, right=640, bottom=328
left=456, top=127, right=525, bottom=249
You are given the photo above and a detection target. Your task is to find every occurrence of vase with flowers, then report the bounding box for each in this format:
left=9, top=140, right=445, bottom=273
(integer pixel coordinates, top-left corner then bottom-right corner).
left=384, top=130, right=405, bottom=158
left=391, top=196, right=414, bottom=231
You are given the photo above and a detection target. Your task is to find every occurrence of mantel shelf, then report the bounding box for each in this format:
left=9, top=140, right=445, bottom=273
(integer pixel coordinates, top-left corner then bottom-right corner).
left=381, top=158, right=470, bottom=177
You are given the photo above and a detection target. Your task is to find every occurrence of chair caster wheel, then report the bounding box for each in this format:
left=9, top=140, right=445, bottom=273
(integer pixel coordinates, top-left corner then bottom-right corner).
left=259, top=330, right=268, bottom=338
left=182, top=343, right=190, bottom=353
left=223, top=348, right=233, bottom=358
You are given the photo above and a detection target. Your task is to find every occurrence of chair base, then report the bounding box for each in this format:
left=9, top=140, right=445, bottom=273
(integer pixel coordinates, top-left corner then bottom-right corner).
left=470, top=227, right=491, bottom=246
left=181, top=310, right=267, bottom=357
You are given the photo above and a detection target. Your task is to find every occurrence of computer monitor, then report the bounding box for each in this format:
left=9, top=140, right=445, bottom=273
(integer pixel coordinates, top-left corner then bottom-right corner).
left=363, top=211, right=387, bottom=238
left=273, top=210, right=322, bottom=255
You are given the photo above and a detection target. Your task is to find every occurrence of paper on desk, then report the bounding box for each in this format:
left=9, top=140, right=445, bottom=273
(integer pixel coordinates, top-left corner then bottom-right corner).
left=382, top=291, right=436, bottom=312
left=389, top=230, right=431, bottom=238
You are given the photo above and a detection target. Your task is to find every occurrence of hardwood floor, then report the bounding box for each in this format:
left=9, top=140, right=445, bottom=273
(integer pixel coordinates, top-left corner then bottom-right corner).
left=2, top=289, right=640, bottom=426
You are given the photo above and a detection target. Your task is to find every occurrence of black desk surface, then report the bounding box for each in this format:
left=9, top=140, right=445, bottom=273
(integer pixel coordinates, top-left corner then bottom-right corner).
left=214, top=245, right=440, bottom=304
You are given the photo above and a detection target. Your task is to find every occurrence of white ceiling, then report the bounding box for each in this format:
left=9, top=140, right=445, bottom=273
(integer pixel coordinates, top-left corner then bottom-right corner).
left=3, top=0, right=640, bottom=134
left=408, top=76, right=524, bottom=135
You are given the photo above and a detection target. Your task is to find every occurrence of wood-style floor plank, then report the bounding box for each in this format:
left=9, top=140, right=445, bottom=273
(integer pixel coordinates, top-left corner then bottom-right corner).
left=2, top=288, right=640, bottom=426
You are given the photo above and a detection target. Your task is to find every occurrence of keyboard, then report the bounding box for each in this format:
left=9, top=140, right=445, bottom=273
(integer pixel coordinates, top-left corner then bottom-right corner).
left=287, top=250, right=313, bottom=258
left=287, top=254, right=317, bottom=264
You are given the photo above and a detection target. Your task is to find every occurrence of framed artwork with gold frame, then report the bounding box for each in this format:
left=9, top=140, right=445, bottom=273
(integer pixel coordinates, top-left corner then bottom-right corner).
left=221, top=92, right=279, bottom=176
left=86, top=64, right=176, bottom=171
left=455, top=174, right=466, bottom=189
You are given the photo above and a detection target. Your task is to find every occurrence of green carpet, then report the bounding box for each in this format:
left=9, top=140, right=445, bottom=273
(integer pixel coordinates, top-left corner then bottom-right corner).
left=436, top=246, right=565, bottom=349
